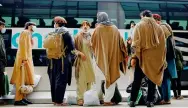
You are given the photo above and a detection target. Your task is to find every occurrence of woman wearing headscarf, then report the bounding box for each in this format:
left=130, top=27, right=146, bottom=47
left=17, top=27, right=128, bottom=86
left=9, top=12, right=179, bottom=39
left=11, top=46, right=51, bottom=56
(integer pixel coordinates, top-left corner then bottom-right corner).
left=91, top=12, right=127, bottom=106
left=11, top=22, right=36, bottom=106
left=153, top=14, right=177, bottom=104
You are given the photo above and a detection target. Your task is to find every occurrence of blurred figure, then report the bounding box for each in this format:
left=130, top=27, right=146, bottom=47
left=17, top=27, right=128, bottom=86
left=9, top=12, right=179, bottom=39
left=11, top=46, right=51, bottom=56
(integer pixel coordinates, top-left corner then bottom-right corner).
left=153, top=13, right=177, bottom=105
left=11, top=22, right=36, bottom=106
left=17, top=16, right=30, bottom=27
left=172, top=48, right=184, bottom=100
left=0, top=21, right=8, bottom=105
left=129, top=21, right=136, bottom=40
left=0, top=15, right=5, bottom=23
left=91, top=12, right=127, bottom=106
left=38, top=18, right=46, bottom=27
left=129, top=10, right=166, bottom=107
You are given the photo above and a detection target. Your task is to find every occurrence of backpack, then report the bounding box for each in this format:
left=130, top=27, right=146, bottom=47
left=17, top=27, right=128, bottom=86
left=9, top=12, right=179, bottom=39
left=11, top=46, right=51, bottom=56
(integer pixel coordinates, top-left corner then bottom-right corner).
left=43, top=32, right=66, bottom=59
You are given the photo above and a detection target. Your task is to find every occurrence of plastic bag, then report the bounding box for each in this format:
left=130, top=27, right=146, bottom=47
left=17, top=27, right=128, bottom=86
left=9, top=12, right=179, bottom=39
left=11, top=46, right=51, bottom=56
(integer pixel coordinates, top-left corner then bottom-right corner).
left=83, top=84, right=100, bottom=106
left=33, top=75, right=41, bottom=88
left=66, top=94, right=77, bottom=105
left=10, top=85, right=16, bottom=95
left=10, top=74, right=41, bottom=95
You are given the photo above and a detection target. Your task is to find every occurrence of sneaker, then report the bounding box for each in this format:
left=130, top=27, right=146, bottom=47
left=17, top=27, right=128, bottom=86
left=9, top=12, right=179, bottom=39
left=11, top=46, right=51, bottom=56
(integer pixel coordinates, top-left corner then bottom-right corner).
left=177, top=96, right=184, bottom=100
left=128, top=101, right=135, bottom=107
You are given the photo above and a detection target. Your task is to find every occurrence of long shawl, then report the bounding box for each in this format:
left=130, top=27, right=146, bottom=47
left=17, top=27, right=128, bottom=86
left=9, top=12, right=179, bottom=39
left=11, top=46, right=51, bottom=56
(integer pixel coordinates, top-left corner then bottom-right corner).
left=91, top=24, right=127, bottom=88
left=132, top=17, right=166, bottom=86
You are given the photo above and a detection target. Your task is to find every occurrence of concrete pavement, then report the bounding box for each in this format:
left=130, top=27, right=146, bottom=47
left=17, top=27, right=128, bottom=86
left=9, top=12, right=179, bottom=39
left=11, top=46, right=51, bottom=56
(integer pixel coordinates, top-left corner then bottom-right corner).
left=1, top=99, right=188, bottom=107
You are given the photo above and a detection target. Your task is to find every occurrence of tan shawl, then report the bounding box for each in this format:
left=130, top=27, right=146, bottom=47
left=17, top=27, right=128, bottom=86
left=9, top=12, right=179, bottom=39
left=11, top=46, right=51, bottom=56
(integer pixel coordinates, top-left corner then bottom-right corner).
left=132, top=17, right=166, bottom=86
left=91, top=24, right=127, bottom=88
left=74, top=32, right=91, bottom=76
left=160, top=23, right=173, bottom=38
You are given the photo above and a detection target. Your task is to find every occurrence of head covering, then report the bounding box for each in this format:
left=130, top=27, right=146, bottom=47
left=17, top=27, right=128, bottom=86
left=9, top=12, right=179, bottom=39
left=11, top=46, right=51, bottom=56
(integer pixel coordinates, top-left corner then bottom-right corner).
left=153, top=14, right=161, bottom=21
left=24, top=22, right=36, bottom=29
left=97, top=12, right=112, bottom=26
left=54, top=16, right=67, bottom=24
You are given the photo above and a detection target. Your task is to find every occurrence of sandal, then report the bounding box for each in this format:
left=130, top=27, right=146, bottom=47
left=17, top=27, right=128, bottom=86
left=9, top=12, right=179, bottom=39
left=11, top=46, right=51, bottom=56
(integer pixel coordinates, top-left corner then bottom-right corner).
left=159, top=100, right=165, bottom=105
left=172, top=97, right=178, bottom=100
left=164, top=101, right=171, bottom=104
left=54, top=103, right=70, bottom=106
left=77, top=100, right=84, bottom=106
left=103, top=102, right=115, bottom=106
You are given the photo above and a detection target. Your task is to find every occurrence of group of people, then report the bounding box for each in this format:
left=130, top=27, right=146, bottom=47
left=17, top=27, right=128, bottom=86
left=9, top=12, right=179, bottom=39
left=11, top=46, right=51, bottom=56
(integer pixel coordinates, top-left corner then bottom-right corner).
left=0, top=9, right=184, bottom=107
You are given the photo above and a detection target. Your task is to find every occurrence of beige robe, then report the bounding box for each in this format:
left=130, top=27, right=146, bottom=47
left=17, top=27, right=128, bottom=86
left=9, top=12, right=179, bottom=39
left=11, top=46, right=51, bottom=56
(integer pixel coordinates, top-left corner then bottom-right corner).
left=132, top=17, right=166, bottom=86
left=91, top=24, right=127, bottom=88
left=74, top=32, right=95, bottom=83
left=10, top=30, right=34, bottom=101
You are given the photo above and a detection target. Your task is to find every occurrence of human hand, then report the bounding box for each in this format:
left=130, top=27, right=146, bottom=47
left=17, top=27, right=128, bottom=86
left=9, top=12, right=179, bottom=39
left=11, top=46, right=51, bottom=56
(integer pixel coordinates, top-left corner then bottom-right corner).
left=79, top=52, right=86, bottom=61
left=131, top=58, right=136, bottom=67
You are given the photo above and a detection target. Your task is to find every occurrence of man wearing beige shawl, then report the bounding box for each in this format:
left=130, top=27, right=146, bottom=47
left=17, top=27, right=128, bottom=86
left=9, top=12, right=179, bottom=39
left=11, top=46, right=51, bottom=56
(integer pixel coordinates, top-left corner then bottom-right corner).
left=129, top=10, right=166, bottom=107
left=74, top=21, right=95, bottom=106
left=91, top=12, right=127, bottom=106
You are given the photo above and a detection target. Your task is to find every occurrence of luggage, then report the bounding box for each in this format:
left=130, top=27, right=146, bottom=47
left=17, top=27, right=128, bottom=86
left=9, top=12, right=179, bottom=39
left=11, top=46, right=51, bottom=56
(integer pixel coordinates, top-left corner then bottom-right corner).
left=0, top=72, right=9, bottom=96
left=126, top=77, right=161, bottom=105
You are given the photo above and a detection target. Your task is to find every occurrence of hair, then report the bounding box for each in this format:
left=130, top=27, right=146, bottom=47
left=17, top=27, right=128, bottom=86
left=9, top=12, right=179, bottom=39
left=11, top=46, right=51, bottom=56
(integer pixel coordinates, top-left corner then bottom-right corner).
left=140, top=10, right=152, bottom=17
left=0, top=21, right=5, bottom=26
left=54, top=16, right=67, bottom=27
left=153, top=14, right=161, bottom=21
left=24, top=22, right=36, bottom=29
left=81, top=20, right=91, bottom=27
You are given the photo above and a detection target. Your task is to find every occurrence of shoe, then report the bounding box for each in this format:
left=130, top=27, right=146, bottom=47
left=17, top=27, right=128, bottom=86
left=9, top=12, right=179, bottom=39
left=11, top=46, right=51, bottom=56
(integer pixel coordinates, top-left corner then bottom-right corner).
left=22, top=99, right=33, bottom=104
left=100, top=100, right=104, bottom=104
left=14, top=100, right=27, bottom=106
left=172, top=97, right=178, bottom=100
left=146, top=102, right=154, bottom=107
left=128, top=101, right=135, bottom=107
left=177, top=96, right=184, bottom=100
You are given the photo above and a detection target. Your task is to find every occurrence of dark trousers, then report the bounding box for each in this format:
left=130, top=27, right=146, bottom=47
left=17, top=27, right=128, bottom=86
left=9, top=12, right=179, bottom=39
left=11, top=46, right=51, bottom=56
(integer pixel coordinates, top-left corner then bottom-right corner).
left=171, top=70, right=182, bottom=97
left=48, top=59, right=68, bottom=104
left=0, top=61, right=5, bottom=97
left=130, top=58, right=156, bottom=102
